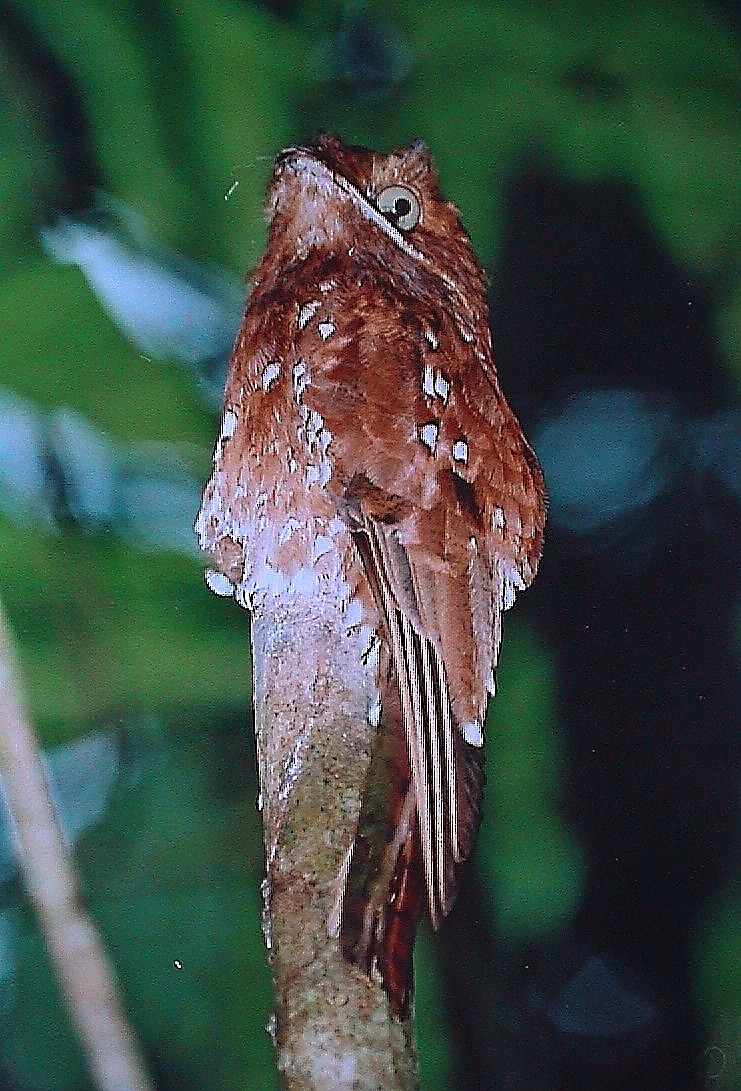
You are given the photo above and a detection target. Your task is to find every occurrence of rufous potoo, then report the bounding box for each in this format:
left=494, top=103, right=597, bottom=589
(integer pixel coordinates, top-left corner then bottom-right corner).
left=196, top=134, right=545, bottom=1019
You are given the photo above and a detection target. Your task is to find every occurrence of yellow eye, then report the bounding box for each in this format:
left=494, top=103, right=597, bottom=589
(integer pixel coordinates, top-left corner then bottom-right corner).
left=376, top=185, right=421, bottom=231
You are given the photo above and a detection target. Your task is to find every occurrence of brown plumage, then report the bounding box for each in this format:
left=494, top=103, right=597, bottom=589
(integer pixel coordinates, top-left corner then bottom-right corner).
left=196, top=134, right=545, bottom=1019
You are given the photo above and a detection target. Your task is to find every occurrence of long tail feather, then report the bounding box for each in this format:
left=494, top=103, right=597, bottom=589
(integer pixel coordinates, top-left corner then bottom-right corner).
left=342, top=524, right=485, bottom=1017
left=340, top=650, right=425, bottom=1019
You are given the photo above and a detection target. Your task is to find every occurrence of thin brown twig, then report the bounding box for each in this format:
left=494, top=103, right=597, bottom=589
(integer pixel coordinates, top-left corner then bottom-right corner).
left=0, top=599, right=155, bottom=1091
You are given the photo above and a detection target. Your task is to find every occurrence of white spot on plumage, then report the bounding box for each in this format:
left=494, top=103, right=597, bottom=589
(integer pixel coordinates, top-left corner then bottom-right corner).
left=452, top=439, right=468, bottom=462
left=262, top=361, right=280, bottom=390
left=492, top=506, right=506, bottom=531
left=318, top=320, right=336, bottom=340
left=319, top=279, right=335, bottom=293
left=293, top=360, right=308, bottom=402
left=434, top=372, right=450, bottom=402
left=298, top=299, right=320, bottom=329
left=303, top=408, right=324, bottom=448
left=499, top=557, right=527, bottom=611
left=419, top=421, right=439, bottom=452
left=423, top=363, right=450, bottom=403
left=424, top=326, right=439, bottom=350
left=305, top=464, right=320, bottom=487
left=461, top=721, right=484, bottom=747
left=204, top=567, right=234, bottom=597
left=220, top=408, right=237, bottom=442
left=299, top=407, right=333, bottom=486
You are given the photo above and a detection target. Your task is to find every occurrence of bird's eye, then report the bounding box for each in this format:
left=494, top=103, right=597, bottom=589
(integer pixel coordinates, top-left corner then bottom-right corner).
left=376, top=185, right=421, bottom=231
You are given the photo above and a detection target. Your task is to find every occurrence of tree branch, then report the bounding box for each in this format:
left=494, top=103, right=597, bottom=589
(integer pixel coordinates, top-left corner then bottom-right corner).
left=0, top=600, right=154, bottom=1091
left=251, top=591, right=418, bottom=1090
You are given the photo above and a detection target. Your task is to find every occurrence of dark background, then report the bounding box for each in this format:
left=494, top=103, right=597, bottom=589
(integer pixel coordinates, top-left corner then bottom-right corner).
left=0, top=1, right=738, bottom=1088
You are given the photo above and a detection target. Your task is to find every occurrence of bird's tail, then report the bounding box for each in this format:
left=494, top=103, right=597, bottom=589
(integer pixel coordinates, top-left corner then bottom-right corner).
left=340, top=649, right=426, bottom=1020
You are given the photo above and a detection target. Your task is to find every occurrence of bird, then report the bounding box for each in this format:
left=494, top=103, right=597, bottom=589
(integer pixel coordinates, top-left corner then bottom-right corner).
left=196, top=133, right=546, bottom=1019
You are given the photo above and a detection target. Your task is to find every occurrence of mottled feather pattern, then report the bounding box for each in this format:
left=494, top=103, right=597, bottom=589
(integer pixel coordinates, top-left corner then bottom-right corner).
left=196, top=134, right=545, bottom=1018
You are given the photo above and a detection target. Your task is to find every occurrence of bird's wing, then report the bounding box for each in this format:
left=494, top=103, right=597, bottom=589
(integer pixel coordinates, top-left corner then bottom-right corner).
left=350, top=513, right=486, bottom=924
left=294, top=277, right=544, bottom=924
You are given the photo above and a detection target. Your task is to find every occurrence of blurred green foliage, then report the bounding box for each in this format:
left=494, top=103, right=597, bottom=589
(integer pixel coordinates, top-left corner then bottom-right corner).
left=0, top=0, right=738, bottom=1088
left=484, top=619, right=583, bottom=938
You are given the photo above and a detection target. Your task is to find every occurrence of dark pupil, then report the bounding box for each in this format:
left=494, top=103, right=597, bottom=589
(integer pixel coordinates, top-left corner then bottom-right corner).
left=393, top=197, right=412, bottom=218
